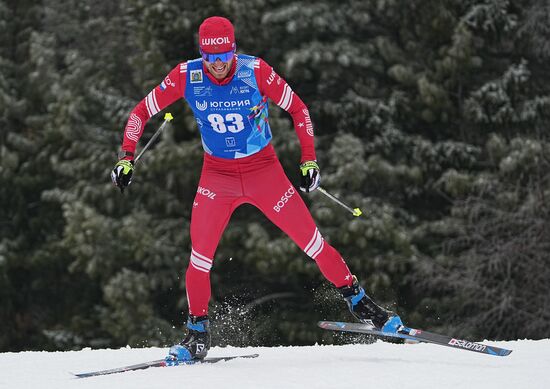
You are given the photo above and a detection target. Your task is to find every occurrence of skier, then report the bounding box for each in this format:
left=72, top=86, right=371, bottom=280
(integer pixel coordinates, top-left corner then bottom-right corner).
left=111, top=16, right=403, bottom=363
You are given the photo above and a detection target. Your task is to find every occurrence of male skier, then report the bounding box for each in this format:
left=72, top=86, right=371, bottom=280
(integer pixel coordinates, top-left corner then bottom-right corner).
left=111, top=16, right=403, bottom=363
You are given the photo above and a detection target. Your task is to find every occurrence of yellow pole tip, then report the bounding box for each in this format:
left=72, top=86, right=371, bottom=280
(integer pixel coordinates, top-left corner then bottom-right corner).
left=164, top=112, right=174, bottom=121
left=353, top=208, right=363, bottom=217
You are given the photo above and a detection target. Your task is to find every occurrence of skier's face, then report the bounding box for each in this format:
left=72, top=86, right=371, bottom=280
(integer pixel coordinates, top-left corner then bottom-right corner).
left=202, top=50, right=234, bottom=80
left=204, top=59, right=233, bottom=80
left=204, top=57, right=233, bottom=80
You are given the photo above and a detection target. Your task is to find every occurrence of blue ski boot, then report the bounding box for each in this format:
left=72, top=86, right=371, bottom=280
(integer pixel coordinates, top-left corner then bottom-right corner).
left=339, top=276, right=403, bottom=333
left=165, top=315, right=211, bottom=365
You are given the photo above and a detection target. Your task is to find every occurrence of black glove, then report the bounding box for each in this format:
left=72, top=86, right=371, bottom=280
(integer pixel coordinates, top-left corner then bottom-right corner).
left=111, top=159, right=134, bottom=193
left=299, top=160, right=321, bottom=193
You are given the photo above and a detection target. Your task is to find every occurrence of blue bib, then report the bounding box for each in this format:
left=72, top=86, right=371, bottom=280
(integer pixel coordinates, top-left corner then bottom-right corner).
left=185, top=55, right=271, bottom=159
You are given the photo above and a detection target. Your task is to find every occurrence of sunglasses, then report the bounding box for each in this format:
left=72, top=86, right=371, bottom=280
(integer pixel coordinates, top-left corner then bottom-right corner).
left=200, top=49, right=235, bottom=63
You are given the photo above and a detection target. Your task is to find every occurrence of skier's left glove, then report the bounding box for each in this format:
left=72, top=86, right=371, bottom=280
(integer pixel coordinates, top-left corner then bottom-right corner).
left=111, top=159, right=134, bottom=193
left=299, top=160, right=321, bottom=193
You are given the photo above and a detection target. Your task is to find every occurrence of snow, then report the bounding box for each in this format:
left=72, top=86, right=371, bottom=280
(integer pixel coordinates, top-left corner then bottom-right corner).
left=1, top=339, right=548, bottom=389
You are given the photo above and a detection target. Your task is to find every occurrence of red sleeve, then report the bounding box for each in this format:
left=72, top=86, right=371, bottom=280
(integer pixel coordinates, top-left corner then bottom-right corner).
left=121, top=62, right=187, bottom=157
left=254, top=58, right=316, bottom=162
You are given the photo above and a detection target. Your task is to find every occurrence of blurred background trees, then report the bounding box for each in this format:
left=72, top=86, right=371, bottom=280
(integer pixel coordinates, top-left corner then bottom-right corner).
left=1, top=0, right=549, bottom=351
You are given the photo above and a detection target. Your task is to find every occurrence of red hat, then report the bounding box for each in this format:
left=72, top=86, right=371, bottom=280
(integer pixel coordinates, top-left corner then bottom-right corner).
left=199, top=16, right=236, bottom=53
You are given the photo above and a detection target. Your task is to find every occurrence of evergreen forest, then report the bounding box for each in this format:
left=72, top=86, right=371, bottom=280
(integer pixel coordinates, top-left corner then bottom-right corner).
left=2, top=0, right=550, bottom=352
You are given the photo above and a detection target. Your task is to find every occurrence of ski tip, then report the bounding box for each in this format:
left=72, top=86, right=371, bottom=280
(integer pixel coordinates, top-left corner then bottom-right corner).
left=225, top=353, right=259, bottom=359
left=484, top=344, right=513, bottom=357
left=494, top=348, right=513, bottom=357
left=72, top=372, right=91, bottom=379
left=318, top=320, right=346, bottom=328
left=317, top=321, right=334, bottom=329
left=237, top=353, right=259, bottom=359
left=72, top=370, right=109, bottom=378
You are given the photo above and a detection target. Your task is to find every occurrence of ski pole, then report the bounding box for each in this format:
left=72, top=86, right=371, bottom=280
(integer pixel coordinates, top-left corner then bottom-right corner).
left=134, top=112, right=174, bottom=163
left=317, top=186, right=363, bottom=217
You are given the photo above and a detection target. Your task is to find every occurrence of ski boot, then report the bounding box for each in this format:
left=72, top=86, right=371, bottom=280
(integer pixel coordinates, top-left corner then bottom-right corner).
left=339, top=276, right=403, bottom=333
left=165, top=315, right=211, bottom=365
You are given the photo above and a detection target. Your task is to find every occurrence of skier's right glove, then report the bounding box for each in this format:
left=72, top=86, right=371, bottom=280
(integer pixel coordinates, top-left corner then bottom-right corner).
left=111, top=159, right=134, bottom=193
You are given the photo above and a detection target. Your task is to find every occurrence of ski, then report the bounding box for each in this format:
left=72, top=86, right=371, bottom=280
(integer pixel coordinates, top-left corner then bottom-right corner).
left=73, top=353, right=259, bottom=378
left=318, top=321, right=512, bottom=357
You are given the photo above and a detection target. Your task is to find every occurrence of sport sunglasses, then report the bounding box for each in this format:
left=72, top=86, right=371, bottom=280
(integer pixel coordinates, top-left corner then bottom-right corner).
left=200, top=49, right=235, bottom=63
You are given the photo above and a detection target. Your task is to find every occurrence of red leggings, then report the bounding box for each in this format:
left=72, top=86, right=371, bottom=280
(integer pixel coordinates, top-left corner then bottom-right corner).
left=186, top=145, right=352, bottom=316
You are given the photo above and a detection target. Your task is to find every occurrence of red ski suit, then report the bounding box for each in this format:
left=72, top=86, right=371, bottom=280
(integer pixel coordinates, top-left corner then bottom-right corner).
left=121, top=56, right=352, bottom=316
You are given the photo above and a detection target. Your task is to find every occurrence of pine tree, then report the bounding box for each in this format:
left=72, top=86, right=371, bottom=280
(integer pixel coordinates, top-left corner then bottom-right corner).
left=415, top=27, right=550, bottom=339
left=4, top=0, right=550, bottom=351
